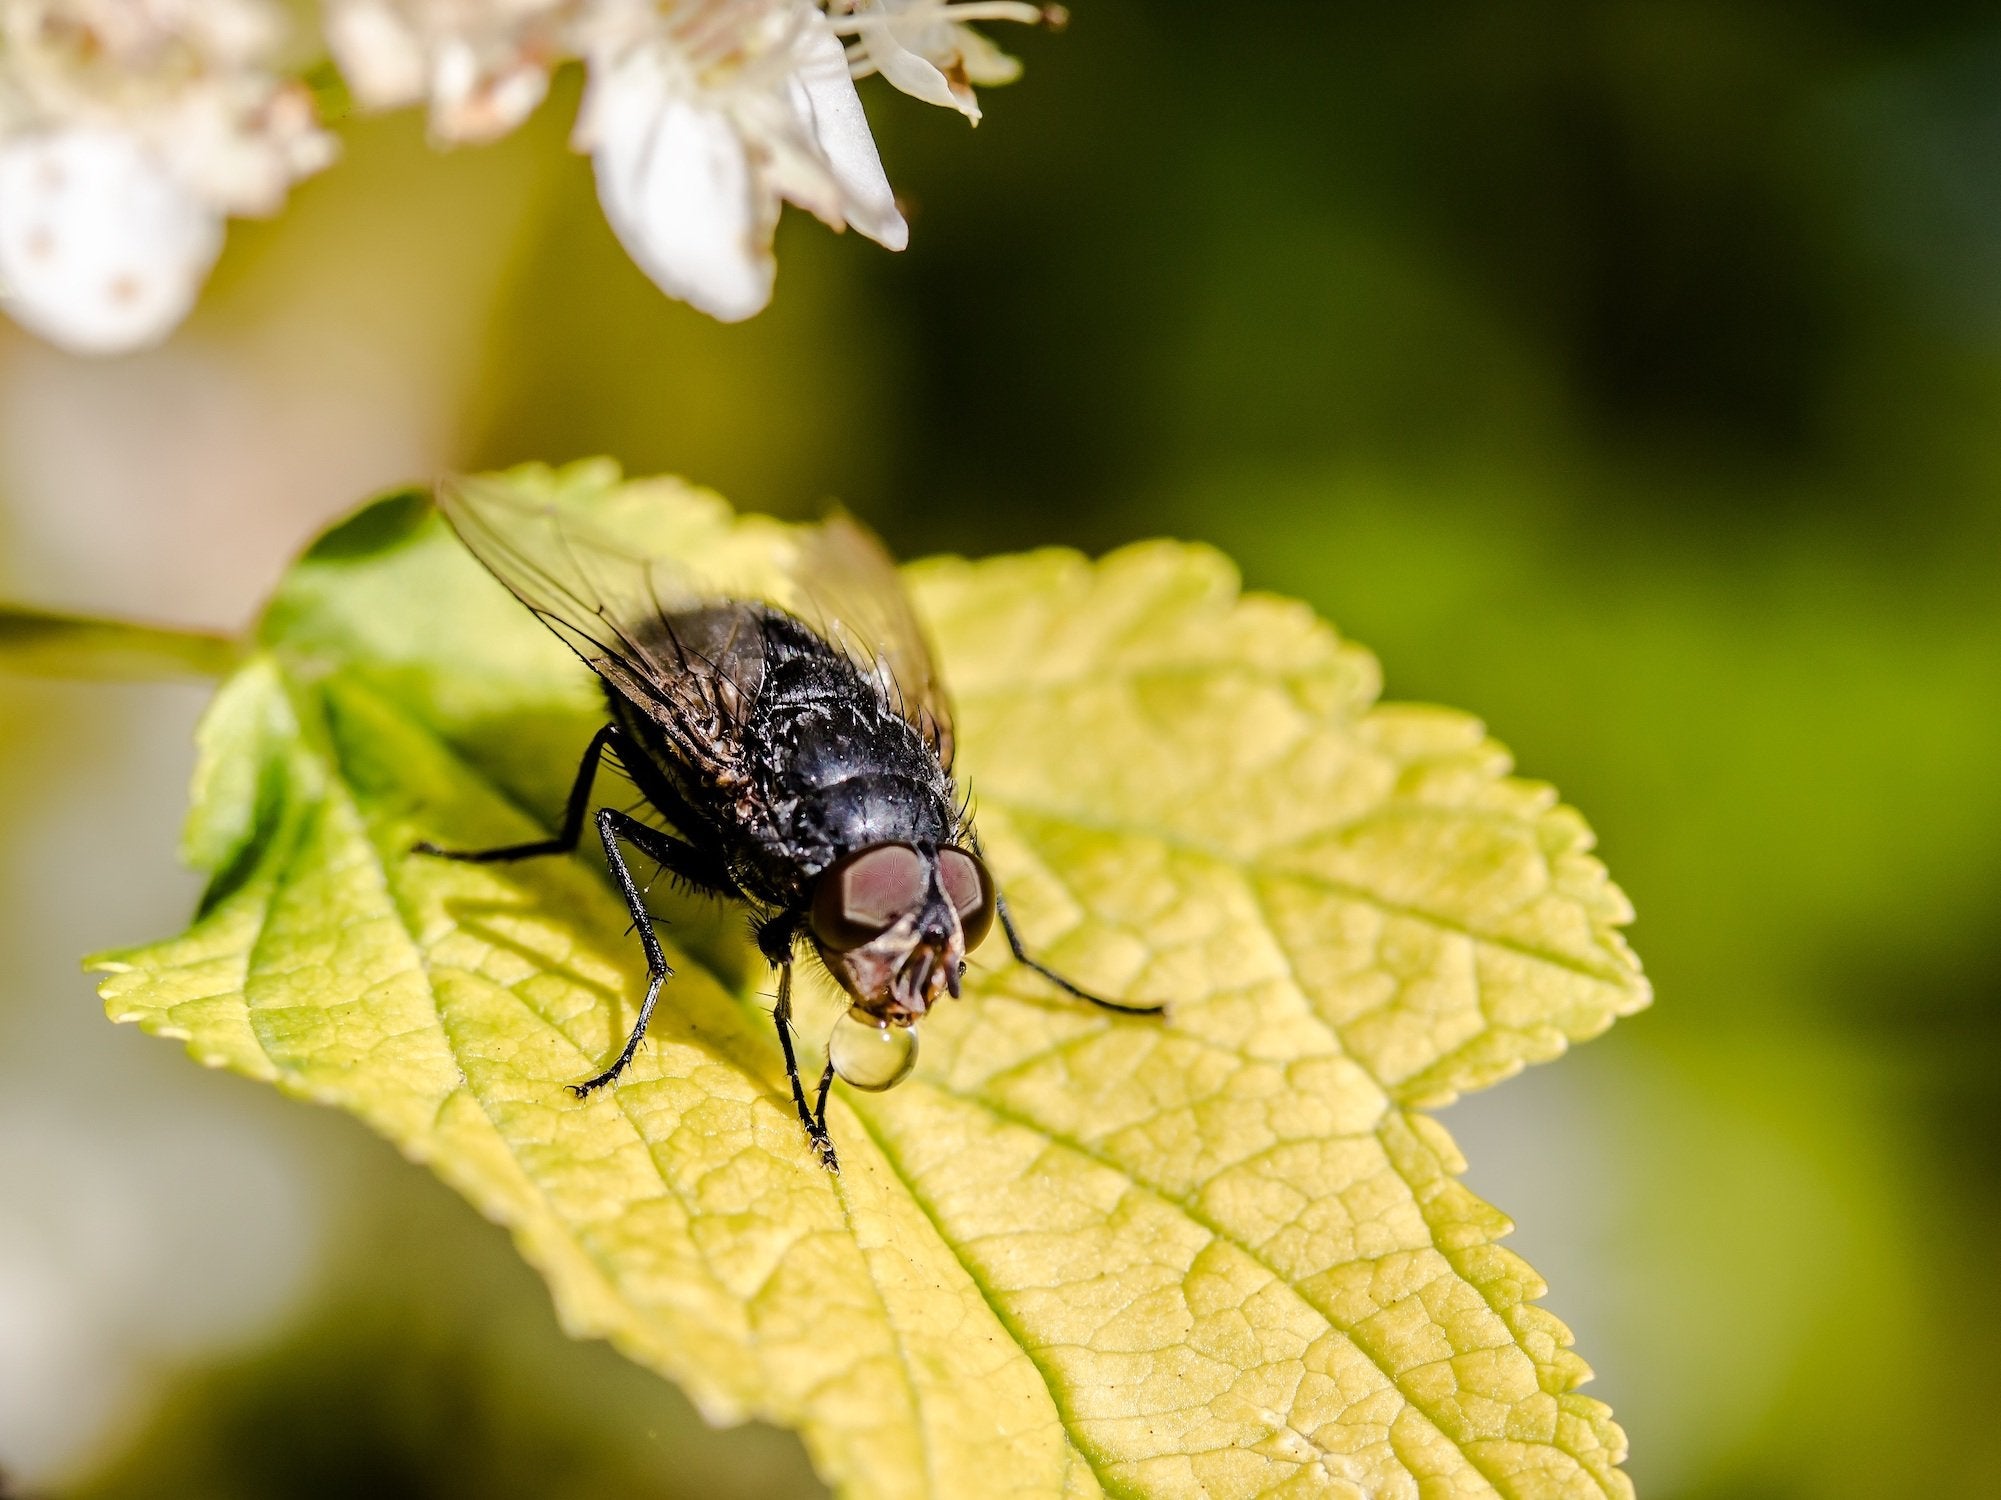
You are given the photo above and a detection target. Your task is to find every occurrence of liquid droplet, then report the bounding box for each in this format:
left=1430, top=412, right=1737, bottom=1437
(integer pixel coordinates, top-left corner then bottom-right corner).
left=829, top=1009, right=919, bottom=1092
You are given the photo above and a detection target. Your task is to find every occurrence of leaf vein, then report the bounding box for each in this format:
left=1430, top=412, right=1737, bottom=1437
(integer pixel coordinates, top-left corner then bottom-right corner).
left=935, top=1084, right=1572, bottom=1498
left=841, top=1100, right=1137, bottom=1500
left=993, top=796, right=1635, bottom=988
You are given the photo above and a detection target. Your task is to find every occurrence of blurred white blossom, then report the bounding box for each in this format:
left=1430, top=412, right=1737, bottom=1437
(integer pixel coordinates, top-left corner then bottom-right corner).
left=831, top=0, right=1048, bottom=124
left=0, top=0, right=334, bottom=353
left=576, top=0, right=906, bottom=321
left=0, top=0, right=1054, bottom=352
left=325, top=0, right=573, bottom=143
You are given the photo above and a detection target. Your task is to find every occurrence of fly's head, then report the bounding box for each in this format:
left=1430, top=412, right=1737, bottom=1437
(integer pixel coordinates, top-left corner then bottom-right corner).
left=809, top=842, right=996, bottom=1091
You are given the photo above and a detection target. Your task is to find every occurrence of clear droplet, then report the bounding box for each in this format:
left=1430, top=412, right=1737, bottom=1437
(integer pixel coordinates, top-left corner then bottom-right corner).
left=828, top=1009, right=919, bottom=1092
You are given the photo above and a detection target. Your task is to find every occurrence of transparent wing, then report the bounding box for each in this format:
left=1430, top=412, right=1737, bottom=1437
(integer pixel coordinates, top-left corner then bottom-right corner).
left=437, top=478, right=953, bottom=773
left=436, top=476, right=767, bottom=780
left=786, top=510, right=956, bottom=770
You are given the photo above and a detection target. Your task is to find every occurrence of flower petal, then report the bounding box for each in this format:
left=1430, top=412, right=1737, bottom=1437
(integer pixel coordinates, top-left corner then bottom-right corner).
left=324, top=0, right=429, bottom=111
left=431, top=38, right=552, bottom=144
left=785, top=6, right=908, bottom=250
left=954, top=24, right=1024, bottom=87
left=851, top=5, right=1024, bottom=124
left=867, top=29, right=975, bottom=122
left=0, top=128, right=224, bottom=356
left=587, top=52, right=775, bottom=323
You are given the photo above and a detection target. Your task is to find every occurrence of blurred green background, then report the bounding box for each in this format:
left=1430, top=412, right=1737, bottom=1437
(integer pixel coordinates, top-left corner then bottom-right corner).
left=4, top=2, right=2000, bottom=1496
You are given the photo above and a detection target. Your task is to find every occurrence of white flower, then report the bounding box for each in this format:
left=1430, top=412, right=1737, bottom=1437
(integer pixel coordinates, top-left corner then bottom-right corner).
left=0, top=124, right=219, bottom=352
left=577, top=0, right=905, bottom=322
left=323, top=0, right=1056, bottom=321
left=324, top=0, right=573, bottom=145
left=830, top=0, right=1050, bottom=123
left=0, top=0, right=1058, bottom=350
left=0, top=0, right=333, bottom=353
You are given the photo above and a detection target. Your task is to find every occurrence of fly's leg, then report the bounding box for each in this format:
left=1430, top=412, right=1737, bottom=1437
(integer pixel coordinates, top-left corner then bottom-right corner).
left=571, top=808, right=726, bottom=1098
left=993, top=892, right=1163, bottom=1016
left=760, top=914, right=839, bottom=1171
left=413, top=728, right=730, bottom=1099
left=971, top=831, right=1169, bottom=1019
left=812, top=1060, right=836, bottom=1140
left=414, top=724, right=621, bottom=863
left=771, top=963, right=839, bottom=1172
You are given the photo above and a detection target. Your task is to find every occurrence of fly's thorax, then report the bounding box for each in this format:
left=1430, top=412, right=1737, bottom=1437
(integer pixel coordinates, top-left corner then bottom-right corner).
left=795, top=771, right=956, bottom=862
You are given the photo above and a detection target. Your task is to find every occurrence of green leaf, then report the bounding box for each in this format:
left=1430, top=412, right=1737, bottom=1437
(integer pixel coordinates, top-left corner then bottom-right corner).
left=0, top=603, right=238, bottom=680
left=95, top=462, right=1648, bottom=1500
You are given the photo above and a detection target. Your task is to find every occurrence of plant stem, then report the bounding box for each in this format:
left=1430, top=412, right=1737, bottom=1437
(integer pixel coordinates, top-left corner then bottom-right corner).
left=0, top=604, right=239, bottom=682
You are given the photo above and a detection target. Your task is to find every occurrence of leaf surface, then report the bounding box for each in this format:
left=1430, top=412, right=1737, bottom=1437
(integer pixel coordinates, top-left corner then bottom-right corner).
left=97, top=462, right=1647, bottom=1499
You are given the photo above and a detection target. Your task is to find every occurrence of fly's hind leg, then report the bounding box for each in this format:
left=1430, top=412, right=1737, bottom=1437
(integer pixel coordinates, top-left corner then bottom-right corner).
left=571, top=808, right=728, bottom=1098
left=769, top=960, right=839, bottom=1173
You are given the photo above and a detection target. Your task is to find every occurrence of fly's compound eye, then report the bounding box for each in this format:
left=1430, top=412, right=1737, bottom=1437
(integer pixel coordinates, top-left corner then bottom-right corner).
left=938, top=847, right=995, bottom=951
left=811, top=843, right=929, bottom=951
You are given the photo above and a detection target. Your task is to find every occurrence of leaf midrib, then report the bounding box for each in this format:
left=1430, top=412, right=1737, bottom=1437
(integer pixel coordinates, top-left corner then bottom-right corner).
left=839, top=1100, right=1151, bottom=1500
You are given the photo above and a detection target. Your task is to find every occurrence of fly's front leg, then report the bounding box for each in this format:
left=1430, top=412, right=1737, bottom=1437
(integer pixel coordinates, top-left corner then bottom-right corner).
left=415, top=725, right=621, bottom=863
left=571, top=808, right=725, bottom=1098
left=975, top=832, right=1168, bottom=1019
left=812, top=1060, right=836, bottom=1138
left=993, top=891, right=1168, bottom=1015
left=771, top=962, right=839, bottom=1172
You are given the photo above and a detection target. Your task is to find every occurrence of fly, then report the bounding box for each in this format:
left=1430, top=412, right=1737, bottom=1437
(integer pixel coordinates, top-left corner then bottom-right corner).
left=415, top=479, right=1163, bottom=1171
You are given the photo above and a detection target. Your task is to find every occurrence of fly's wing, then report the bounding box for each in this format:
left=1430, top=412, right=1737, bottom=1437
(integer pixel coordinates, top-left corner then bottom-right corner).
left=436, top=476, right=766, bottom=787
left=786, top=511, right=957, bottom=771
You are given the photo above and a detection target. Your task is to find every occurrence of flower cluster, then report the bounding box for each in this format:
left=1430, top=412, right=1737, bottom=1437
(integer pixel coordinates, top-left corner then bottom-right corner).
left=0, top=0, right=334, bottom=352
left=0, top=0, right=1060, bottom=353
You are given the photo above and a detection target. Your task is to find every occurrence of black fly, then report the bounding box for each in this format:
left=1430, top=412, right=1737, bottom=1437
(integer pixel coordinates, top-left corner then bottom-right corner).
left=415, top=479, right=1162, bottom=1171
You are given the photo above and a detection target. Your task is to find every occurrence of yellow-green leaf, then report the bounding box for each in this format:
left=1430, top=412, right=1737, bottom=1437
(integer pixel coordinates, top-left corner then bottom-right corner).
left=95, top=462, right=1648, bottom=1499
